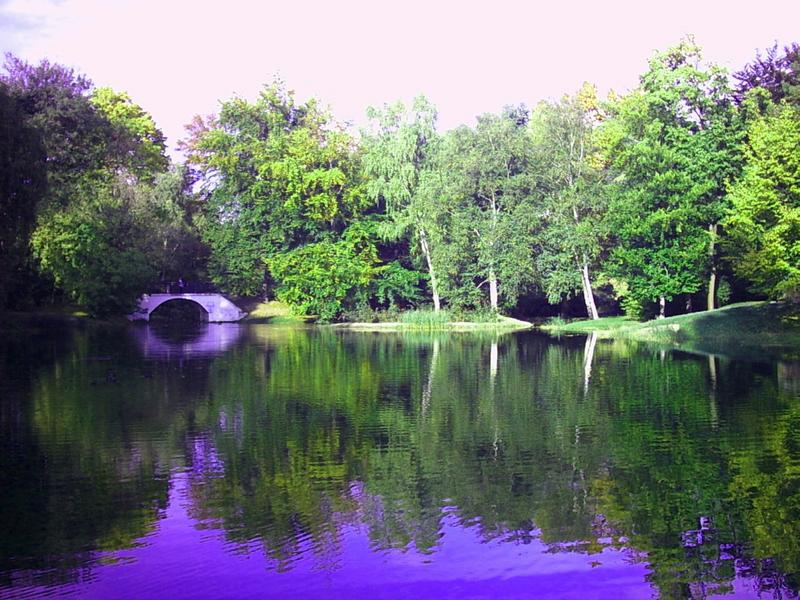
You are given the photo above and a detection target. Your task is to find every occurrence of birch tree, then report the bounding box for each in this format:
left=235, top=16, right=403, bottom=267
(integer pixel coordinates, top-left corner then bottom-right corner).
left=362, top=96, right=443, bottom=310
left=438, top=107, right=539, bottom=311
left=532, top=84, right=605, bottom=319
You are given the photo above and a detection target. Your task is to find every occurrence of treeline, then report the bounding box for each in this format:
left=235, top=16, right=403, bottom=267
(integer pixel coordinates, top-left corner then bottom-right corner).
left=1, top=38, right=798, bottom=320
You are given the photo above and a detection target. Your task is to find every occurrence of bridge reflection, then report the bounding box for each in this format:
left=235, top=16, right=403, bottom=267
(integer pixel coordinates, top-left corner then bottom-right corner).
left=130, top=323, right=243, bottom=360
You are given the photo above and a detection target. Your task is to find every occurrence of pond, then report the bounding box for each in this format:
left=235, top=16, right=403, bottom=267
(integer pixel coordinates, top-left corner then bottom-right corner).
left=1, top=322, right=799, bottom=599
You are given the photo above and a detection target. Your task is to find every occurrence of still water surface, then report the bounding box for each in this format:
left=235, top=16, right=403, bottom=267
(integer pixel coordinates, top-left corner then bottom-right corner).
left=1, top=322, right=799, bottom=599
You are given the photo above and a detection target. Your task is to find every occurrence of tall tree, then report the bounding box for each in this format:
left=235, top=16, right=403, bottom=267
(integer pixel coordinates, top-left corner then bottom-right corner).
left=435, top=106, right=539, bottom=311
left=0, top=84, right=46, bottom=308
left=186, top=82, right=367, bottom=297
left=90, top=87, right=169, bottom=180
left=2, top=55, right=173, bottom=313
left=601, top=39, right=742, bottom=316
left=724, top=94, right=800, bottom=300
left=362, top=97, right=443, bottom=310
left=1, top=55, right=113, bottom=206
left=734, top=42, right=800, bottom=106
left=30, top=177, right=156, bottom=316
left=532, top=84, right=606, bottom=319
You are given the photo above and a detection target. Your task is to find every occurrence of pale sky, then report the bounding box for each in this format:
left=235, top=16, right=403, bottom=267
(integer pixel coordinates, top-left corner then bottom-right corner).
left=2, top=0, right=798, bottom=158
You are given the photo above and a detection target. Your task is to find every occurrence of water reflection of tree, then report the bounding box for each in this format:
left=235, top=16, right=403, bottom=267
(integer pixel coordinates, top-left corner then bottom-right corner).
left=190, top=331, right=800, bottom=596
left=5, top=325, right=800, bottom=598
left=0, top=325, right=211, bottom=587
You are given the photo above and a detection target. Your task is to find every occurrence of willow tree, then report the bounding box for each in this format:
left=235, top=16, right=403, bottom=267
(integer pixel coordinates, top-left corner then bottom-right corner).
left=362, top=96, right=443, bottom=311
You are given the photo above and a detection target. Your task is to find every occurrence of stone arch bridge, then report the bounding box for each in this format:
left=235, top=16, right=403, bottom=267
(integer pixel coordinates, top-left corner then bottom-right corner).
left=128, top=293, right=247, bottom=322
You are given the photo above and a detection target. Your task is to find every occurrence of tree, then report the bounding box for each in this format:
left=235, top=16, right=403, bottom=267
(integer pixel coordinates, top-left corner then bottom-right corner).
left=1, top=54, right=114, bottom=207
left=186, top=82, right=367, bottom=297
left=110, top=166, right=208, bottom=286
left=90, top=87, right=169, bottom=180
left=31, top=178, right=155, bottom=316
left=0, top=84, right=46, bottom=308
left=734, top=42, right=800, bottom=106
left=532, top=84, right=606, bottom=319
left=363, top=96, right=443, bottom=310
left=433, top=107, right=540, bottom=311
left=267, top=222, right=378, bottom=321
left=601, top=39, right=742, bottom=317
left=2, top=55, right=172, bottom=313
left=724, top=96, right=800, bottom=300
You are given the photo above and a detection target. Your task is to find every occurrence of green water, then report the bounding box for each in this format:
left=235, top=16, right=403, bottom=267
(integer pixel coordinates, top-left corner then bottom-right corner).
left=1, top=323, right=798, bottom=599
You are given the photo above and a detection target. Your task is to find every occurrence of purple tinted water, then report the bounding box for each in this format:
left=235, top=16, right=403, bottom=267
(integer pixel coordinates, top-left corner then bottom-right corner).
left=37, top=472, right=652, bottom=600
left=1, top=324, right=798, bottom=599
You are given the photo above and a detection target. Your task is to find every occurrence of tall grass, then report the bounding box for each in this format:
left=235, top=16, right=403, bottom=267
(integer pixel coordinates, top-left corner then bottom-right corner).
left=399, top=309, right=452, bottom=329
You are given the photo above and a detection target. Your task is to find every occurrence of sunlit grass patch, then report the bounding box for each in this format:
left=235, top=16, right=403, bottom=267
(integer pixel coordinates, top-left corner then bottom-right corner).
left=241, top=300, right=309, bottom=324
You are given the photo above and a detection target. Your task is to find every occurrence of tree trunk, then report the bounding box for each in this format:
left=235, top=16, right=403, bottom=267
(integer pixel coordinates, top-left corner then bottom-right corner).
left=419, top=233, right=440, bottom=312
left=659, top=295, right=666, bottom=319
left=580, top=259, right=599, bottom=320
left=421, top=339, right=439, bottom=414
left=707, top=223, right=718, bottom=311
left=583, top=331, right=598, bottom=396
left=489, top=270, right=498, bottom=311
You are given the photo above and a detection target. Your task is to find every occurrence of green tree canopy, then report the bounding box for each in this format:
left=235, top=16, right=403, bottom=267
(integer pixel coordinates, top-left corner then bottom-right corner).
left=186, top=82, right=368, bottom=297
left=601, top=39, right=742, bottom=316
left=724, top=95, right=800, bottom=300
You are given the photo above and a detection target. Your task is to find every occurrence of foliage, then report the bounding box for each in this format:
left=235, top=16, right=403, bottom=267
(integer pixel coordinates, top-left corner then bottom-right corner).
left=530, top=84, right=607, bottom=317
left=266, top=224, right=378, bottom=321
left=187, top=82, right=367, bottom=297
left=90, top=87, right=169, bottom=178
left=733, top=42, right=800, bottom=105
left=0, top=83, right=46, bottom=308
left=724, top=99, right=800, bottom=300
left=362, top=96, right=443, bottom=309
left=31, top=181, right=155, bottom=316
left=1, top=54, right=113, bottom=206
left=370, top=260, right=424, bottom=308
left=431, top=107, right=540, bottom=310
left=130, top=167, right=208, bottom=283
left=601, top=39, right=742, bottom=313
left=1, top=54, right=178, bottom=315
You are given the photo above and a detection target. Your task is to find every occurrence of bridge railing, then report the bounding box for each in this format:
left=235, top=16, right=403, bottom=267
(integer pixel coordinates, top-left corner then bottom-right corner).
left=145, top=280, right=218, bottom=295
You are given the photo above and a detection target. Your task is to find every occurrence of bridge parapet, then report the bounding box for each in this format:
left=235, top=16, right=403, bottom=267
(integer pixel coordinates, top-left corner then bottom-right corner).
left=128, top=293, right=247, bottom=323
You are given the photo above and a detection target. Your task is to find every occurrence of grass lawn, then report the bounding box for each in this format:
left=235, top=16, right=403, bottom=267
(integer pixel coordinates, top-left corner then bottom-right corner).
left=541, top=315, right=634, bottom=334
left=238, top=300, right=310, bottom=324
left=542, top=301, right=800, bottom=359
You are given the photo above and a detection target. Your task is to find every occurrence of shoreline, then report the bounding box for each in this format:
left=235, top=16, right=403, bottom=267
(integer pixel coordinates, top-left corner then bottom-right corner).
left=323, top=315, right=533, bottom=332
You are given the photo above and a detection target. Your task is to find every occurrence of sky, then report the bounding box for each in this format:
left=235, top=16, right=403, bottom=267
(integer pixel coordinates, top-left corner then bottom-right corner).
left=1, top=0, right=799, bottom=158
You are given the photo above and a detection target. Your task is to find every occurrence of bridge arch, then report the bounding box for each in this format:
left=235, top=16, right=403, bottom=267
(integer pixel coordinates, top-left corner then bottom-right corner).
left=128, top=293, right=247, bottom=323
left=149, top=297, right=209, bottom=322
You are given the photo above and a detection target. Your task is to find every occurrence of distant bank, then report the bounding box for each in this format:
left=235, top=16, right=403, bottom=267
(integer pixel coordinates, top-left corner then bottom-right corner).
left=542, top=301, right=800, bottom=360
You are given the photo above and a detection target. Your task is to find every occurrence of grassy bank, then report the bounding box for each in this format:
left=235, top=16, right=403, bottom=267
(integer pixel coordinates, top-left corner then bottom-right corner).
left=543, top=301, right=800, bottom=359
left=328, top=315, right=533, bottom=332
left=237, top=300, right=311, bottom=324
left=235, top=303, right=534, bottom=331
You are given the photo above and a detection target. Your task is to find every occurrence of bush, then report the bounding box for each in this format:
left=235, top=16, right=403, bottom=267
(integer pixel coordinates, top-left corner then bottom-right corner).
left=267, top=226, right=377, bottom=322
left=620, top=295, right=645, bottom=320
left=341, top=305, right=402, bottom=323
left=371, top=261, right=424, bottom=308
